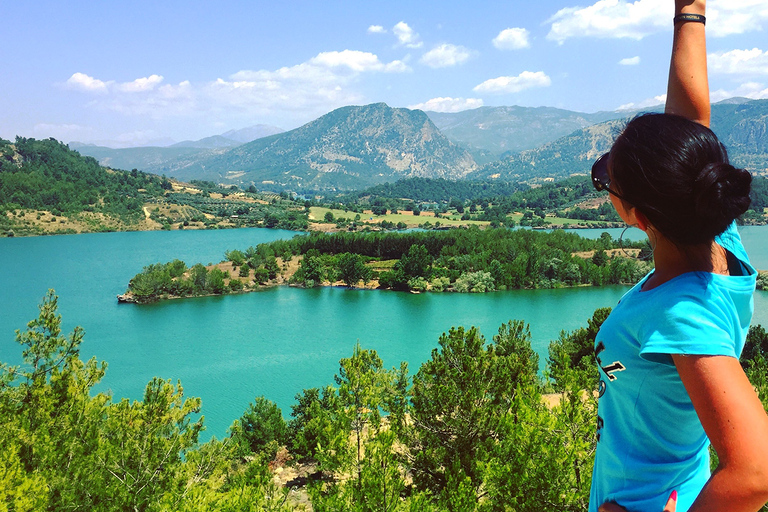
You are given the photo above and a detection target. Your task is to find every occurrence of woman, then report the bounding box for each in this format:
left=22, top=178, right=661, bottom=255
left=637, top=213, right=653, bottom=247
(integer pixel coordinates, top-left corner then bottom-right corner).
left=589, top=1, right=768, bottom=511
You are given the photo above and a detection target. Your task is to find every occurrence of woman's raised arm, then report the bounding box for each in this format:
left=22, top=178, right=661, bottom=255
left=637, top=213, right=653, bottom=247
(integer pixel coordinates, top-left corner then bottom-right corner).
left=665, top=0, right=709, bottom=126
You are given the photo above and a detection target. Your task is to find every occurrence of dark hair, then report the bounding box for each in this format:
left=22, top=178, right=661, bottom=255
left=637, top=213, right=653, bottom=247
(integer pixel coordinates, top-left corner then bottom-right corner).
left=610, top=113, right=752, bottom=245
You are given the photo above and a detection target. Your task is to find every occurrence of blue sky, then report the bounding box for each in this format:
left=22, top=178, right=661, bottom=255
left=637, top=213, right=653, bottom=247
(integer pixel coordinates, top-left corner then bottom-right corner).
left=2, top=0, right=767, bottom=147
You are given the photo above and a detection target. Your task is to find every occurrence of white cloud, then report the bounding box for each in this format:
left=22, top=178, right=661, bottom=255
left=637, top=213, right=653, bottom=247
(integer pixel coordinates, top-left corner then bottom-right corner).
left=546, top=0, right=768, bottom=43
left=619, top=56, right=641, bottom=66
left=310, top=50, right=410, bottom=73
left=65, top=73, right=111, bottom=93
left=63, top=49, right=409, bottom=128
left=616, top=94, right=665, bottom=110
left=473, top=71, right=552, bottom=94
left=420, top=44, right=474, bottom=68
left=66, top=73, right=167, bottom=95
left=116, top=75, right=164, bottom=92
left=709, top=48, right=768, bottom=75
left=408, top=97, right=484, bottom=112
left=711, top=82, right=768, bottom=102
left=546, top=0, right=668, bottom=43
left=393, top=21, right=422, bottom=48
left=707, top=0, right=768, bottom=37
left=367, top=25, right=386, bottom=34
left=492, top=28, right=531, bottom=50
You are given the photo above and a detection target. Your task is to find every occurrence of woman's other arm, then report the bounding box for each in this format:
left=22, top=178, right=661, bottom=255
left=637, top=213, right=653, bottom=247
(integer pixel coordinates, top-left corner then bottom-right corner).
left=673, top=354, right=768, bottom=511
left=665, top=0, right=709, bottom=126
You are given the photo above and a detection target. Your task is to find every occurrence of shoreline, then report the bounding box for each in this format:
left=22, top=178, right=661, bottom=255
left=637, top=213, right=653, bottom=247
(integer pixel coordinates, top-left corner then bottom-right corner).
left=3, top=215, right=679, bottom=239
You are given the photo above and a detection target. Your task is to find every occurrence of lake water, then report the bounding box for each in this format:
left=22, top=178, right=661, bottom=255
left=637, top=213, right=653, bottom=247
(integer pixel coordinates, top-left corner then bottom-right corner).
left=1, top=226, right=766, bottom=440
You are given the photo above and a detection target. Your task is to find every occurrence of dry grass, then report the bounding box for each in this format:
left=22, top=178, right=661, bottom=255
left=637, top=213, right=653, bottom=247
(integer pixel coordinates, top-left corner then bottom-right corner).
left=572, top=248, right=642, bottom=259
left=3, top=209, right=155, bottom=235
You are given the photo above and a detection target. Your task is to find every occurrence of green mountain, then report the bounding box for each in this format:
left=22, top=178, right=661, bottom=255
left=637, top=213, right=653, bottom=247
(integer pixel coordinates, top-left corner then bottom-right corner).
left=470, top=119, right=626, bottom=182
left=162, top=103, right=477, bottom=191
left=710, top=99, right=768, bottom=171
left=471, top=99, right=768, bottom=183
left=0, top=137, right=170, bottom=217
left=425, top=106, right=630, bottom=159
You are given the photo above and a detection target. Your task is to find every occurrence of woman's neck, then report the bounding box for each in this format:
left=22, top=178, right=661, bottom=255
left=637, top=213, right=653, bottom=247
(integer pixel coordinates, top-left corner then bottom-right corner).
left=643, top=231, right=727, bottom=290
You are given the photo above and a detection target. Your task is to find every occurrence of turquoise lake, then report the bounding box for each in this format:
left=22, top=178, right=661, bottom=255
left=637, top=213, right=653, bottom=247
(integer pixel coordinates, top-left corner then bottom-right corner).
left=1, top=226, right=766, bottom=440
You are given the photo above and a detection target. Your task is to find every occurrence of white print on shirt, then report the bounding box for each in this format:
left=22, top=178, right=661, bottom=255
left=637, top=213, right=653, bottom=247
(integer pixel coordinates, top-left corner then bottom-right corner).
left=595, top=341, right=626, bottom=381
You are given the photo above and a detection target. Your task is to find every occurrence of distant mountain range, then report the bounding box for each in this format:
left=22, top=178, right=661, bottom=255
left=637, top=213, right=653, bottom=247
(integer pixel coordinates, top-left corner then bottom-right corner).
left=70, top=98, right=768, bottom=191
left=468, top=99, right=768, bottom=181
left=473, top=98, right=768, bottom=182
left=71, top=124, right=284, bottom=171
left=425, top=106, right=629, bottom=160
left=469, top=119, right=626, bottom=182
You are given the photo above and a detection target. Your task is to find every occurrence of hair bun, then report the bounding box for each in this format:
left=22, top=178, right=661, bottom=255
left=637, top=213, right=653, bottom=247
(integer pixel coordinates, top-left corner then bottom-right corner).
left=693, top=162, right=752, bottom=228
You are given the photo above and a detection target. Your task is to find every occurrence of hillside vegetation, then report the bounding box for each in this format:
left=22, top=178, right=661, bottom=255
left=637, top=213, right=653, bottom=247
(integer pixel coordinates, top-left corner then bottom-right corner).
left=0, top=138, right=309, bottom=236
left=123, top=227, right=651, bottom=303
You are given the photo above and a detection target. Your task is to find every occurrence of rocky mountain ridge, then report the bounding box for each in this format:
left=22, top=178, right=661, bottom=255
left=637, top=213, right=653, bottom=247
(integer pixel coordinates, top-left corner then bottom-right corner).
left=161, top=103, right=477, bottom=190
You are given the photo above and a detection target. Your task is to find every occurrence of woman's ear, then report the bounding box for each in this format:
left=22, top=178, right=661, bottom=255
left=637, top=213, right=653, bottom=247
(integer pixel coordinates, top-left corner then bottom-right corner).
left=632, top=208, right=650, bottom=232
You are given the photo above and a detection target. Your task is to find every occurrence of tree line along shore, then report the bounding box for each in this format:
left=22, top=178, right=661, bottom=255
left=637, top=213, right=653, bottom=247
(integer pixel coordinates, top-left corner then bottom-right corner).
left=120, top=227, right=655, bottom=304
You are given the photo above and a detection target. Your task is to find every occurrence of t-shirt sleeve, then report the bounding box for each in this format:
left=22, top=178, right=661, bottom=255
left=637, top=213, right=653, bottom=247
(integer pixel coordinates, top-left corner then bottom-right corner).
left=639, top=295, right=739, bottom=365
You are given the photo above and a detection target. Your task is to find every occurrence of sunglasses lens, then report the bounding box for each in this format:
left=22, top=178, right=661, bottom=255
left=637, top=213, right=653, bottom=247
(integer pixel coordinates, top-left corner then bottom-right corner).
left=591, top=153, right=610, bottom=192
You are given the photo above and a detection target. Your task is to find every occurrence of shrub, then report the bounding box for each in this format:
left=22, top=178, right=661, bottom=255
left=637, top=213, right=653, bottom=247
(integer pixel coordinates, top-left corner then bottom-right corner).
left=430, top=276, right=451, bottom=292
left=408, top=277, right=428, bottom=292
left=454, top=271, right=495, bottom=293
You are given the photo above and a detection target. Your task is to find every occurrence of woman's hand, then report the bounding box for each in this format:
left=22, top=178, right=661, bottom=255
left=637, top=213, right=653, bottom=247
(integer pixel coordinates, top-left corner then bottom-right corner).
left=598, top=491, right=677, bottom=512
left=598, top=502, right=627, bottom=512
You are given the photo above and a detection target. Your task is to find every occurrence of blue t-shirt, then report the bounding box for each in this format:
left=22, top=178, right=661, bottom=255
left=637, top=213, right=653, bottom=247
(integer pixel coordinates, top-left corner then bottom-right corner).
left=588, top=223, right=756, bottom=512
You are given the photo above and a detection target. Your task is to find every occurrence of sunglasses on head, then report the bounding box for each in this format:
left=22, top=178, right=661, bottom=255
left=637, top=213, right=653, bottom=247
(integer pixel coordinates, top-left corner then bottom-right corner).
left=591, top=152, right=625, bottom=200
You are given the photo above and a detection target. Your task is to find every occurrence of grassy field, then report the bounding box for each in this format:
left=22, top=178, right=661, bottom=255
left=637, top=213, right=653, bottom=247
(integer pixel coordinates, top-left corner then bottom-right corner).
left=309, top=207, right=618, bottom=230
left=308, top=207, right=489, bottom=227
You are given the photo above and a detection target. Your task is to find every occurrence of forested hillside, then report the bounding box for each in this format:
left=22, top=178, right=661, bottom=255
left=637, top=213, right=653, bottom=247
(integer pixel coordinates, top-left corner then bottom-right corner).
left=0, top=138, right=310, bottom=236
left=4, top=291, right=767, bottom=511
left=0, top=137, right=171, bottom=216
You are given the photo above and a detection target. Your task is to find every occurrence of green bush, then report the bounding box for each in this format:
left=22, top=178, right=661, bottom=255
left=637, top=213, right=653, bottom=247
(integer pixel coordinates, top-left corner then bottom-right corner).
left=231, top=397, right=289, bottom=458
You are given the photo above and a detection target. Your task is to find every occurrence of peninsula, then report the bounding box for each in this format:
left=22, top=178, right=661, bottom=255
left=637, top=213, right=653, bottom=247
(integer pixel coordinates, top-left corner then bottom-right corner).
left=120, top=227, right=652, bottom=303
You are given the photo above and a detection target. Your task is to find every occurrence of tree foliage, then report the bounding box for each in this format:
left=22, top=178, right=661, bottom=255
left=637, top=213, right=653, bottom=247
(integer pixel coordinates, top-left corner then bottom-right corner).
left=0, top=137, right=168, bottom=217
left=8, top=292, right=765, bottom=511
